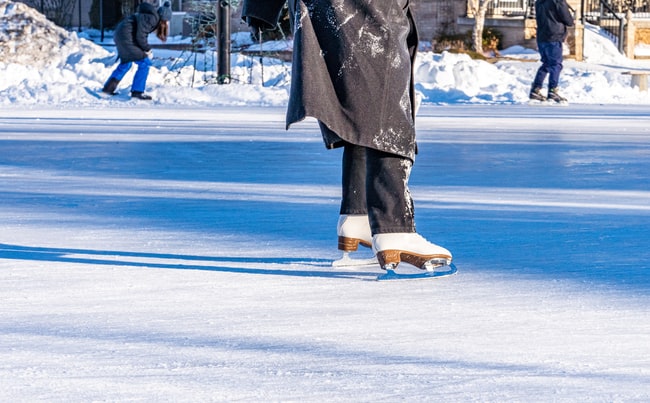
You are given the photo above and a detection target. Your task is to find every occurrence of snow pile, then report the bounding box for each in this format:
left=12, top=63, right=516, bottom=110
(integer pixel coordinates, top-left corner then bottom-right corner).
left=582, top=24, right=631, bottom=65
left=415, top=51, right=522, bottom=103
left=0, top=0, right=108, bottom=67
left=0, top=0, right=115, bottom=103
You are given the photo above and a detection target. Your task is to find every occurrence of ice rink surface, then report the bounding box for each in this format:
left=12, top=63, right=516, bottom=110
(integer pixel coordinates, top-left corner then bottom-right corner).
left=1, top=104, right=649, bottom=401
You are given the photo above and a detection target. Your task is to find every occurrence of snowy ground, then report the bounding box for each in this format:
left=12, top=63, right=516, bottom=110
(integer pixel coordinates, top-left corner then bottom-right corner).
left=3, top=0, right=650, bottom=107
left=1, top=104, right=649, bottom=401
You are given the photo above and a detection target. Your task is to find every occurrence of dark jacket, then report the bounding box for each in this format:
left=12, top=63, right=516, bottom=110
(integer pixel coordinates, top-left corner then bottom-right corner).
left=114, top=2, right=160, bottom=63
left=242, top=0, right=420, bottom=161
left=535, top=0, right=575, bottom=43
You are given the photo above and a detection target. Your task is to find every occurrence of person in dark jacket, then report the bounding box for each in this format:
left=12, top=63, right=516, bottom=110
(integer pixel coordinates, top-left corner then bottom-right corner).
left=102, top=1, right=172, bottom=100
left=530, top=0, right=575, bottom=102
left=242, top=0, right=452, bottom=272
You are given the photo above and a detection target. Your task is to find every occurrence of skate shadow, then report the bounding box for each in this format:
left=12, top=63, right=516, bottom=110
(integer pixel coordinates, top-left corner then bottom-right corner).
left=0, top=243, right=379, bottom=280
left=83, top=86, right=104, bottom=100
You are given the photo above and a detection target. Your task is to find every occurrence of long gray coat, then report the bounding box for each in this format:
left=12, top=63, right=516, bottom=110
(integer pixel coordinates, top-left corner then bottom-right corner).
left=242, top=0, right=419, bottom=161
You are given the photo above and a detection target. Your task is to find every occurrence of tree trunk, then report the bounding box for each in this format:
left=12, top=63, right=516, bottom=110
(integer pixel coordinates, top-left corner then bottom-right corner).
left=469, top=0, right=490, bottom=54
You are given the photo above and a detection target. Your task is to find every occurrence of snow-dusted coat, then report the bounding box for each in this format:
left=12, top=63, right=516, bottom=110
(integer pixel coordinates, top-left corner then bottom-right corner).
left=113, top=2, right=160, bottom=63
left=242, top=0, right=419, bottom=160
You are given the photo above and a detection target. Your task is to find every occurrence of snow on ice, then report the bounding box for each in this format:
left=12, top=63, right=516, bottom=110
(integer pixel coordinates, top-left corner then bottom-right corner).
left=1, top=1, right=650, bottom=401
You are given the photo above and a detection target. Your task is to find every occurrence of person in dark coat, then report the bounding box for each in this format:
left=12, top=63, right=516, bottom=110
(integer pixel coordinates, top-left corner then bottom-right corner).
left=530, top=0, right=574, bottom=102
left=242, top=0, right=452, bottom=272
left=102, top=1, right=172, bottom=100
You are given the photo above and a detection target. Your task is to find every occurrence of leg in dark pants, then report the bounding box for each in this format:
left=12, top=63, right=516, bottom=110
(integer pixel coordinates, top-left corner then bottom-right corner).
left=339, top=143, right=415, bottom=234
left=365, top=147, right=416, bottom=234
left=337, top=143, right=372, bottom=252
left=532, top=41, right=563, bottom=90
left=340, top=143, right=367, bottom=216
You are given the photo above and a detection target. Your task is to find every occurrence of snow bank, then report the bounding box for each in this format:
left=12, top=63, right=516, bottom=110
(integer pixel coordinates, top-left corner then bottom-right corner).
left=2, top=0, right=650, bottom=106
left=0, top=0, right=110, bottom=67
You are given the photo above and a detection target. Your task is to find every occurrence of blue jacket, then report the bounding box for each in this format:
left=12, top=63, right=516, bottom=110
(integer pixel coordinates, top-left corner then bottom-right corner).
left=535, top=0, right=575, bottom=43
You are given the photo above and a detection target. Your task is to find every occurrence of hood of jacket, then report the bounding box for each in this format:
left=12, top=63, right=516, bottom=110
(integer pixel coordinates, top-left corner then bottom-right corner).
left=136, top=2, right=160, bottom=34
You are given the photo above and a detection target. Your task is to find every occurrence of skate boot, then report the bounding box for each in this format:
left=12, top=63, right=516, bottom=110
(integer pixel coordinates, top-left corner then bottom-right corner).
left=102, top=78, right=120, bottom=95
left=547, top=87, right=567, bottom=103
left=131, top=91, right=153, bottom=100
left=337, top=214, right=372, bottom=252
left=372, top=233, right=452, bottom=271
left=529, top=87, right=546, bottom=102
left=332, top=215, right=374, bottom=267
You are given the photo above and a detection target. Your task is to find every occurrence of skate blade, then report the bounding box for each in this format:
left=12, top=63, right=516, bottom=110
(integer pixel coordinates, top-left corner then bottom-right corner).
left=527, top=99, right=568, bottom=106
left=376, top=263, right=457, bottom=281
left=422, top=257, right=452, bottom=271
left=332, top=252, right=377, bottom=268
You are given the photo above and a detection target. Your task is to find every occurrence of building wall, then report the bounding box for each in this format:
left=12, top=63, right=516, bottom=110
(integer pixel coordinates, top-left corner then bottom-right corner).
left=409, top=0, right=468, bottom=41
left=226, top=0, right=467, bottom=42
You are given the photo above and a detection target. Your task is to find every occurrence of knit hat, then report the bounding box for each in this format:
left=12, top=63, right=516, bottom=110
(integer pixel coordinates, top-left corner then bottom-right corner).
left=158, top=1, right=172, bottom=21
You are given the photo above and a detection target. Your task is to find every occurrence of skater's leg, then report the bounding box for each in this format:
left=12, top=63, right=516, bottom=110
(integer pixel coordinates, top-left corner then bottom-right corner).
left=106, top=62, right=132, bottom=83
left=337, top=142, right=372, bottom=252
left=545, top=41, right=564, bottom=90
left=366, top=147, right=452, bottom=269
left=103, top=62, right=132, bottom=95
left=340, top=142, right=367, bottom=215
left=365, top=147, right=415, bottom=234
left=532, top=42, right=551, bottom=90
left=131, top=58, right=152, bottom=93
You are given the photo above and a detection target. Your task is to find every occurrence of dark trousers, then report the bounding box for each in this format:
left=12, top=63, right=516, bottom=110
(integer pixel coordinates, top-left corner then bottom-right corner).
left=339, top=143, right=416, bottom=234
left=532, top=41, right=563, bottom=90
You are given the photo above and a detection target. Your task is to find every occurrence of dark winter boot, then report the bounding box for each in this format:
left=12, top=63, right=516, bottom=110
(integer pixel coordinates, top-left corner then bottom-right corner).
left=529, top=87, right=546, bottom=101
left=547, top=87, right=567, bottom=103
left=102, top=78, right=120, bottom=95
left=131, top=91, right=153, bottom=100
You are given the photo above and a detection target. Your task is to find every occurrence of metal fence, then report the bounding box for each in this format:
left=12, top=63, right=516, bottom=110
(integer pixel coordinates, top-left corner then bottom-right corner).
left=486, top=0, right=534, bottom=18
left=583, top=0, right=650, bottom=16
left=486, top=0, right=650, bottom=19
left=582, top=0, right=634, bottom=53
left=19, top=0, right=76, bottom=27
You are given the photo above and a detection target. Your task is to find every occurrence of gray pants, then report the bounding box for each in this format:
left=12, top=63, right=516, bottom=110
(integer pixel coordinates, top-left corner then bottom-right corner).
left=339, top=143, right=416, bottom=234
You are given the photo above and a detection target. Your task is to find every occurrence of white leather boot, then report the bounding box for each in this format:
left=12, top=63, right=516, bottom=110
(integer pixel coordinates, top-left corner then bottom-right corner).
left=372, top=233, right=452, bottom=271
left=337, top=214, right=372, bottom=252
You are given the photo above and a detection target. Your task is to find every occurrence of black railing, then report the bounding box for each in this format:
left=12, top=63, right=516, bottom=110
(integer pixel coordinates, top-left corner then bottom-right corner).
left=583, top=0, right=650, bottom=15
left=582, top=0, right=626, bottom=53
left=486, top=0, right=535, bottom=18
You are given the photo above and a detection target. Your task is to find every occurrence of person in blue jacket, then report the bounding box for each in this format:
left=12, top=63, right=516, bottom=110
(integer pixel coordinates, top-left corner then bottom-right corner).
left=530, top=0, right=575, bottom=103
left=102, top=1, right=172, bottom=100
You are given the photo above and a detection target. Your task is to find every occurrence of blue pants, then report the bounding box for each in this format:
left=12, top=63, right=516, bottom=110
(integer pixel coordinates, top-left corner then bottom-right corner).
left=106, top=58, right=151, bottom=93
left=532, top=41, right=563, bottom=91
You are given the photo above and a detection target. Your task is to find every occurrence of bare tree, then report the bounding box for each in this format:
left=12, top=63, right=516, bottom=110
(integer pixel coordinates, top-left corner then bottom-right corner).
left=468, top=0, right=490, bottom=54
